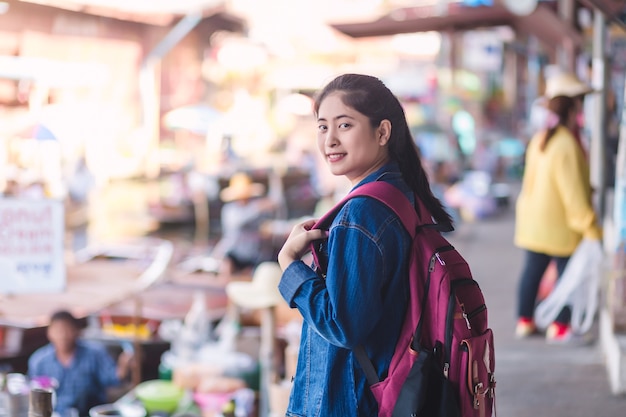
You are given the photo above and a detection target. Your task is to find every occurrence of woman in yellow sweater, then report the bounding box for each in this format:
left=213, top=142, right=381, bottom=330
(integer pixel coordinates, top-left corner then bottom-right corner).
left=515, top=72, right=602, bottom=343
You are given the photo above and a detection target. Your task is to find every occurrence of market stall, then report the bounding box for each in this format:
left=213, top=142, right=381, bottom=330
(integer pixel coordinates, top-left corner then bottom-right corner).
left=0, top=237, right=173, bottom=377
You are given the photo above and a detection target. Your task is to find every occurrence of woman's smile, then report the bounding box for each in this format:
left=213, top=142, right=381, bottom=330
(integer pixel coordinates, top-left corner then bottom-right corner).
left=327, top=152, right=347, bottom=162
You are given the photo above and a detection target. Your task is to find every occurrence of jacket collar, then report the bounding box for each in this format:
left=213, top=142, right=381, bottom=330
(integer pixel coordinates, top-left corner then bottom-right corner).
left=352, top=161, right=402, bottom=191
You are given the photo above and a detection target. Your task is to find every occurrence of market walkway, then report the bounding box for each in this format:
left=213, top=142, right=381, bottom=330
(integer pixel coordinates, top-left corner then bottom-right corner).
left=448, top=194, right=626, bottom=417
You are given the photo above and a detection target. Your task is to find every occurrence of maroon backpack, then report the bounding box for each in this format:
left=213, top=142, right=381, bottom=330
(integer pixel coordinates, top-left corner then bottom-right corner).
left=311, top=181, right=496, bottom=417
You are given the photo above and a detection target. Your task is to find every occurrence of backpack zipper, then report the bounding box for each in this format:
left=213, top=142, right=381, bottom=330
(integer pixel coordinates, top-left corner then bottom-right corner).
left=429, top=256, right=436, bottom=272
left=460, top=304, right=472, bottom=330
left=457, top=303, right=487, bottom=329
left=430, top=245, right=454, bottom=271
left=427, top=245, right=455, bottom=377
left=467, top=304, right=487, bottom=320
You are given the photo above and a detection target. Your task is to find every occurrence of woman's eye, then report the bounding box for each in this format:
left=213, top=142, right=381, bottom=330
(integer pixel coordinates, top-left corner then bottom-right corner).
left=339, top=122, right=350, bottom=129
left=318, top=125, right=327, bottom=132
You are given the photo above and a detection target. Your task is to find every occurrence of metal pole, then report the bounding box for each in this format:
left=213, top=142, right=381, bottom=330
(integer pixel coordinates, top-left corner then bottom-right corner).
left=139, top=57, right=161, bottom=180
left=526, top=36, right=541, bottom=122
left=590, top=10, right=608, bottom=219
left=140, top=12, right=204, bottom=179
left=613, top=74, right=626, bottom=246
left=557, top=0, right=575, bottom=71
left=146, top=12, right=203, bottom=61
left=259, top=306, right=276, bottom=417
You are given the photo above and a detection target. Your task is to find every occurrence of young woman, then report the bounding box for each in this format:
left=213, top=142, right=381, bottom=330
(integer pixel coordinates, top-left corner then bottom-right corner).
left=277, top=74, right=452, bottom=416
left=514, top=72, right=602, bottom=343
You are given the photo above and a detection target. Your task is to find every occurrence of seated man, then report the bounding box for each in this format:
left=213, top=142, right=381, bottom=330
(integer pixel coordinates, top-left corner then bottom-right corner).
left=28, top=310, right=133, bottom=417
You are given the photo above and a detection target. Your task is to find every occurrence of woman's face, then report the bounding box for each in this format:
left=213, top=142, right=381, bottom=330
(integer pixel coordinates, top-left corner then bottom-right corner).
left=316, top=92, right=390, bottom=185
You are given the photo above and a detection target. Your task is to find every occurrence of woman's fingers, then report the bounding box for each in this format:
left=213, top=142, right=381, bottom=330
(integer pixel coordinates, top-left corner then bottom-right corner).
left=278, top=220, right=327, bottom=270
left=304, top=228, right=327, bottom=242
left=300, top=219, right=317, bottom=231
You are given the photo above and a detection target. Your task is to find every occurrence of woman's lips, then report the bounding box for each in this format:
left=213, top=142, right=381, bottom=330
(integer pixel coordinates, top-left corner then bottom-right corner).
left=327, top=153, right=346, bottom=162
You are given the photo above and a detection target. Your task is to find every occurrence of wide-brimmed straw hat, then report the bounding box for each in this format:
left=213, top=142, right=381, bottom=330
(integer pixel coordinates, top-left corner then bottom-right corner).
left=544, top=72, right=596, bottom=99
left=226, top=262, right=284, bottom=309
left=220, top=173, right=265, bottom=202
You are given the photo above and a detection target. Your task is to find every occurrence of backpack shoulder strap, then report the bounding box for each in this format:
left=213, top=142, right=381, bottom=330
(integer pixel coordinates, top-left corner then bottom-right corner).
left=314, top=181, right=453, bottom=233
left=312, top=181, right=429, bottom=387
left=311, top=180, right=453, bottom=276
left=313, top=181, right=421, bottom=234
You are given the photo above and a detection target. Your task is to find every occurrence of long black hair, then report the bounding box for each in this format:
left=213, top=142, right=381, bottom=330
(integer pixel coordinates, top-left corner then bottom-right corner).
left=313, top=73, right=453, bottom=227
left=540, top=95, right=578, bottom=151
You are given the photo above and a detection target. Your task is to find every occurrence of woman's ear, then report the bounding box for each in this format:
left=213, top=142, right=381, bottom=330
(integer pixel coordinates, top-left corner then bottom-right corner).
left=378, top=120, right=391, bottom=146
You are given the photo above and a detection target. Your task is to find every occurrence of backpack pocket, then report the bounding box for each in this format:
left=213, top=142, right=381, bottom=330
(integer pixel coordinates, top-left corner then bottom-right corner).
left=452, top=278, right=488, bottom=334
left=371, top=341, right=462, bottom=417
left=457, top=329, right=496, bottom=417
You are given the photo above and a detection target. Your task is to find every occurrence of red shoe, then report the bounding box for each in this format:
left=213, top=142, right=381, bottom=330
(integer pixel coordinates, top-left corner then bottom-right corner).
left=545, top=322, right=571, bottom=343
left=515, top=317, right=536, bottom=338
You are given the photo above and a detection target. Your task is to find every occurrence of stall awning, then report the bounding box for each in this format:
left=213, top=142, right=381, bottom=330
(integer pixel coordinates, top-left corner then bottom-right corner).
left=514, top=4, right=582, bottom=47
left=330, top=3, right=582, bottom=49
left=580, top=0, right=625, bottom=29
left=331, top=4, right=513, bottom=37
left=17, top=0, right=243, bottom=26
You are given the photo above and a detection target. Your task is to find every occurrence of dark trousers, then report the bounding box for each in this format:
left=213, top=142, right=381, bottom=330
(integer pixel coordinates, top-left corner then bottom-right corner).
left=517, top=250, right=571, bottom=324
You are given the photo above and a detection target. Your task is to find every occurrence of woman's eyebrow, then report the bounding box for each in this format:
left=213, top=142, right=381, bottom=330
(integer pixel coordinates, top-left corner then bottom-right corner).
left=317, top=114, right=354, bottom=122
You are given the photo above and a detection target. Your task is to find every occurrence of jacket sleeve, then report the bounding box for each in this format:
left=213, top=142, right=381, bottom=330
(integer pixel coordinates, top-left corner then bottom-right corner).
left=278, top=199, right=407, bottom=349
left=553, top=141, right=602, bottom=240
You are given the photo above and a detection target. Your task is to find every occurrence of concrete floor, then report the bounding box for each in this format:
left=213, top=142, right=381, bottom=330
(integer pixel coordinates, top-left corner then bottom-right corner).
left=448, top=203, right=626, bottom=417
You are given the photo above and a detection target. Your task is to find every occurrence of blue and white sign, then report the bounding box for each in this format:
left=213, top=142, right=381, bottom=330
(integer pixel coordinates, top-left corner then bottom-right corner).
left=0, top=199, right=66, bottom=294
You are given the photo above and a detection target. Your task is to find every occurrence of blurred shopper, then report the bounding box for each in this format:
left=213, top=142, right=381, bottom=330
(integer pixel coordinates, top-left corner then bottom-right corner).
left=28, top=310, right=133, bottom=417
left=212, top=172, right=277, bottom=277
left=471, top=138, right=500, bottom=178
left=66, top=156, right=95, bottom=206
left=430, top=160, right=461, bottom=231
left=277, top=74, right=453, bottom=416
left=451, top=107, right=477, bottom=170
left=514, top=72, right=602, bottom=343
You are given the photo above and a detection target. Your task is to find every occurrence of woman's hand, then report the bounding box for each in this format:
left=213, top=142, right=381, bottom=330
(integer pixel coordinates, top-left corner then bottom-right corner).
left=278, top=219, right=327, bottom=271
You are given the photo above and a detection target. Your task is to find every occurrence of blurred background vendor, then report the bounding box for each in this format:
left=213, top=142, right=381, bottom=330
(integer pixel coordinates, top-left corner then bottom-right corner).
left=28, top=310, right=133, bottom=417
left=211, top=172, right=277, bottom=277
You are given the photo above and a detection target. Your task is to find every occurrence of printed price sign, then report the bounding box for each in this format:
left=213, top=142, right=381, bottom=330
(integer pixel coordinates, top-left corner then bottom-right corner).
left=0, top=199, right=66, bottom=294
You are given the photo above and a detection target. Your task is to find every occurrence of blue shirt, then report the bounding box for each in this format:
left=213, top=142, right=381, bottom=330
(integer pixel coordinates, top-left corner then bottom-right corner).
left=28, top=340, right=121, bottom=417
left=278, top=163, right=413, bottom=417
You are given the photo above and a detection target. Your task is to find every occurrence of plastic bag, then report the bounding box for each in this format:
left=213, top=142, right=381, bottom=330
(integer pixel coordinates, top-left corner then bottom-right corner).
left=534, top=238, right=604, bottom=334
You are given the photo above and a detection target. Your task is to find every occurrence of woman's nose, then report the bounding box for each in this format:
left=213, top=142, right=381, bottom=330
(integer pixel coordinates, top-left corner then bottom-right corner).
left=325, top=130, right=338, bottom=147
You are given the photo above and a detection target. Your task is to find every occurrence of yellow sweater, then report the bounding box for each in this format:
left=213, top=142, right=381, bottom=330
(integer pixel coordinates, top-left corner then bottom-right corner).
left=515, top=126, right=602, bottom=257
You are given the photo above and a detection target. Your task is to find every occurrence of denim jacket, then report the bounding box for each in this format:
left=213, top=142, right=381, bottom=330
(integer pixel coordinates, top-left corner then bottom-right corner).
left=278, top=162, right=414, bottom=417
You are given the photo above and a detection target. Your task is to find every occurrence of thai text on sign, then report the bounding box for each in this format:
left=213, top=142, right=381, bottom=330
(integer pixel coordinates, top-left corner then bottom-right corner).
left=0, top=199, right=66, bottom=294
